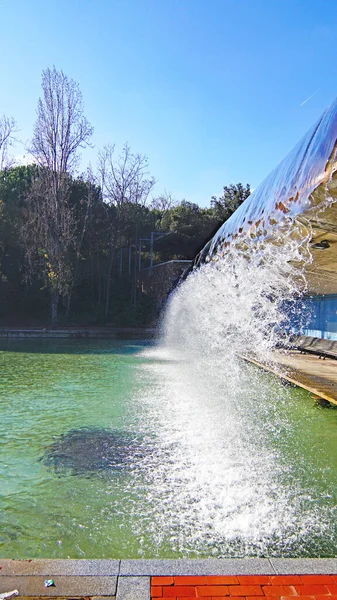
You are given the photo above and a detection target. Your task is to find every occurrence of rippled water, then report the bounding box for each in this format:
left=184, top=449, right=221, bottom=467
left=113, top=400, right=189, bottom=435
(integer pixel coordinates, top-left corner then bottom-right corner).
left=1, top=337, right=337, bottom=558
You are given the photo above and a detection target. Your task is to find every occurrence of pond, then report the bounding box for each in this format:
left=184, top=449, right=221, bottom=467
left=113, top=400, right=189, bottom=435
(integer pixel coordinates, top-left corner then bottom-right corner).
left=1, top=338, right=337, bottom=558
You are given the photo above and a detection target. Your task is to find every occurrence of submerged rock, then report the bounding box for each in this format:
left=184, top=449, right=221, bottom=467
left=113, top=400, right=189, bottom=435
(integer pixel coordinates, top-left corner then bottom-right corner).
left=314, top=397, right=334, bottom=408
left=41, top=427, right=146, bottom=476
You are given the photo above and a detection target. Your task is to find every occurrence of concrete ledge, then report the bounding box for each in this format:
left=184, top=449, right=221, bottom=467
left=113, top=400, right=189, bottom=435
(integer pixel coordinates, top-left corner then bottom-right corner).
left=0, top=328, right=155, bottom=339
left=0, top=576, right=117, bottom=596
left=1, top=559, right=337, bottom=600
left=119, top=559, right=276, bottom=575
left=2, top=559, right=337, bottom=578
left=270, top=558, right=337, bottom=573
left=0, top=560, right=120, bottom=576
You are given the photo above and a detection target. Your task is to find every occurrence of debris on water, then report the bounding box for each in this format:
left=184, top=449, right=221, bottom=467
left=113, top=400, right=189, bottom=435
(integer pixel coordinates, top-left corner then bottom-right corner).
left=0, top=591, right=19, bottom=599
left=44, top=580, right=55, bottom=587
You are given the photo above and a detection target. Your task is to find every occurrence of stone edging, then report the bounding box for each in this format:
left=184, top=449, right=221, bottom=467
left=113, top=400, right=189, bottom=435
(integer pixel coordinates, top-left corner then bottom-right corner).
left=1, top=559, right=337, bottom=600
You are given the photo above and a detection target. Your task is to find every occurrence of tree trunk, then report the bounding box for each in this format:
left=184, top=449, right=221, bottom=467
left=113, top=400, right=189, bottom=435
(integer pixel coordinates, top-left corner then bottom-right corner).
left=66, top=292, right=71, bottom=317
left=105, top=247, right=115, bottom=317
left=105, top=226, right=118, bottom=318
left=51, top=293, right=58, bottom=327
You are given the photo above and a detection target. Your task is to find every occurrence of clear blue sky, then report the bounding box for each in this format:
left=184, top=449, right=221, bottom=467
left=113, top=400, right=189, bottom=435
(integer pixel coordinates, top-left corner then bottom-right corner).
left=2, top=0, right=337, bottom=205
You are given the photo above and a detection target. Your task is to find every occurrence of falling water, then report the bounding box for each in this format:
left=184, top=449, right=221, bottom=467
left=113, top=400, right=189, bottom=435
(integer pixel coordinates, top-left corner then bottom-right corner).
left=131, top=235, right=311, bottom=556
left=125, top=100, right=337, bottom=557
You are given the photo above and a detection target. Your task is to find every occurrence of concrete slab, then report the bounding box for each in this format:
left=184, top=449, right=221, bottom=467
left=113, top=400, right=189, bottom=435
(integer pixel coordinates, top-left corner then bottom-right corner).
left=241, top=350, right=337, bottom=405
left=0, top=560, right=120, bottom=577
left=0, top=576, right=117, bottom=596
left=270, top=558, right=337, bottom=574
left=116, top=576, right=150, bottom=600
left=119, top=558, right=276, bottom=575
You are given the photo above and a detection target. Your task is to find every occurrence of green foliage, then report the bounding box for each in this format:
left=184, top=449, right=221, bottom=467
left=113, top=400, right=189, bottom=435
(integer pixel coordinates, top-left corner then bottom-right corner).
left=211, top=183, right=251, bottom=223
left=0, top=71, right=250, bottom=327
left=0, top=165, right=38, bottom=286
left=0, top=164, right=249, bottom=327
left=157, top=201, right=219, bottom=260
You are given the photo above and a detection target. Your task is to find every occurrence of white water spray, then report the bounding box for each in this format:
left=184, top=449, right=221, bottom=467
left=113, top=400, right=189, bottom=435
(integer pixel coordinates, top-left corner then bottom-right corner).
left=124, top=223, right=336, bottom=558
left=126, top=99, right=337, bottom=556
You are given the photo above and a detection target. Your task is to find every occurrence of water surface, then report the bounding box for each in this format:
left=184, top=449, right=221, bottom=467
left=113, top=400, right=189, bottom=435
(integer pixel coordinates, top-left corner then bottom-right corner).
left=1, top=338, right=337, bottom=558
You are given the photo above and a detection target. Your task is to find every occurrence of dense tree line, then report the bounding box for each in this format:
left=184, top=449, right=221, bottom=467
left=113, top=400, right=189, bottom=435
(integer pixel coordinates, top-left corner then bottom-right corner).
left=0, top=67, right=250, bottom=327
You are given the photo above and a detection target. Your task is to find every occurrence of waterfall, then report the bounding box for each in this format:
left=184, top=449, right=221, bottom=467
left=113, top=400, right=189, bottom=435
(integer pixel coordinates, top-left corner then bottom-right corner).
left=128, top=98, right=337, bottom=558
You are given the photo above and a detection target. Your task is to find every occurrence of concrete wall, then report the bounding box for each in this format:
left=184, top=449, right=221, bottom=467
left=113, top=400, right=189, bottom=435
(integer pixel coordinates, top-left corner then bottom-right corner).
left=0, top=328, right=155, bottom=339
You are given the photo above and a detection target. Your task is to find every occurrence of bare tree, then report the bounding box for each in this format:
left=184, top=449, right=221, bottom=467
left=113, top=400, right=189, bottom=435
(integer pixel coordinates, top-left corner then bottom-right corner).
left=98, top=143, right=155, bottom=207
left=25, top=66, right=93, bottom=325
left=0, top=115, right=17, bottom=170
left=30, top=66, right=93, bottom=174
left=22, top=170, right=76, bottom=321
left=149, top=190, right=177, bottom=212
left=97, top=143, right=156, bottom=316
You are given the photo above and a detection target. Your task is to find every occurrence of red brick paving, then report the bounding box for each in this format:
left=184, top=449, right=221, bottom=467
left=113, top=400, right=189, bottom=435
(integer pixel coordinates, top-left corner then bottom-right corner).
left=151, top=575, right=337, bottom=600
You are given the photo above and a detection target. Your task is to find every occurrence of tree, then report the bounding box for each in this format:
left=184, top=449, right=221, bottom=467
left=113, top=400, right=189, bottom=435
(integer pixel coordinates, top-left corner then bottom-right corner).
left=149, top=191, right=177, bottom=212
left=97, top=143, right=156, bottom=316
left=25, top=66, right=93, bottom=325
left=65, top=169, right=102, bottom=315
left=211, top=182, right=251, bottom=223
left=30, top=67, right=93, bottom=174
left=21, top=169, right=76, bottom=316
left=0, top=115, right=17, bottom=170
left=0, top=165, right=35, bottom=286
left=158, top=200, right=218, bottom=260
left=98, top=143, right=155, bottom=207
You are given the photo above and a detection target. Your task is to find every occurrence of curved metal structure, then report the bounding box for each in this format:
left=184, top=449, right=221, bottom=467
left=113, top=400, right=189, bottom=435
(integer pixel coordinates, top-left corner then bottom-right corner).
left=208, top=100, right=337, bottom=254
left=190, top=98, right=337, bottom=340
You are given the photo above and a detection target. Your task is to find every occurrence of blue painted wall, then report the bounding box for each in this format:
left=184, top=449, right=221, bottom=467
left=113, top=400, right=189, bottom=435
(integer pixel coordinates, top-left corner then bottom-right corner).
left=293, top=295, right=337, bottom=340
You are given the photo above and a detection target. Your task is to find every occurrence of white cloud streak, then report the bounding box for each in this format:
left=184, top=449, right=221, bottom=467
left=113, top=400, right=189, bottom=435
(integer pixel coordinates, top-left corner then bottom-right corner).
left=300, top=89, right=320, bottom=107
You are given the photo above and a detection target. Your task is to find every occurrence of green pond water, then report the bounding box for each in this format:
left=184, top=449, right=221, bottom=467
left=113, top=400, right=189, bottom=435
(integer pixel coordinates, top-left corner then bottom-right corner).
left=1, top=338, right=337, bottom=558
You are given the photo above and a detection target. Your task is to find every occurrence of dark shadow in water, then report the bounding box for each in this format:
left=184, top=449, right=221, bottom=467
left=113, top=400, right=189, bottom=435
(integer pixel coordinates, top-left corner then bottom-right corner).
left=0, top=523, right=25, bottom=543
left=0, top=338, right=154, bottom=355
left=41, top=427, right=148, bottom=477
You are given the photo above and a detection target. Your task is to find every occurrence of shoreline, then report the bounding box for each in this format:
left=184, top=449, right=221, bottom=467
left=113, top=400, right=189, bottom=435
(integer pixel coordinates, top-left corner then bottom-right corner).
left=1, top=559, right=337, bottom=600
left=0, top=327, right=157, bottom=339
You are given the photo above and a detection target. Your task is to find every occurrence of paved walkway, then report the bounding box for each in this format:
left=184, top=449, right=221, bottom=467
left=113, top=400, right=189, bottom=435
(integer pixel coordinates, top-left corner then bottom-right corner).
left=2, top=560, right=337, bottom=600
left=241, top=349, right=337, bottom=406
left=151, top=574, right=337, bottom=599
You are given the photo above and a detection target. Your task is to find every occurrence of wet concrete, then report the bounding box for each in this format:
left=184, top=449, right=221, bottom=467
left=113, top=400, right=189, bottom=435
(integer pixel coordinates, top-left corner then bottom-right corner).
left=241, top=349, right=337, bottom=406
